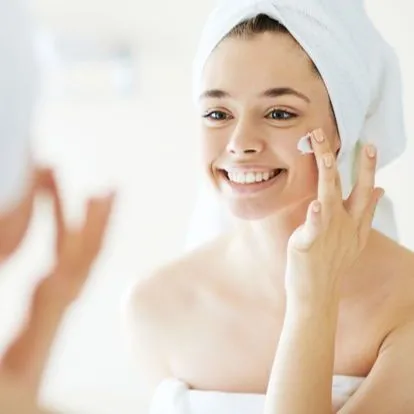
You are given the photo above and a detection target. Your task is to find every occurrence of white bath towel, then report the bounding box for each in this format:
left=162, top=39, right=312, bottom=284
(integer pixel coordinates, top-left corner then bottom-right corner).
left=150, top=375, right=365, bottom=414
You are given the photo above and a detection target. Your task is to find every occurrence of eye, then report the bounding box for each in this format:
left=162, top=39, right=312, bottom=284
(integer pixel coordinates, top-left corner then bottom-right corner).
left=202, top=110, right=231, bottom=121
left=266, top=109, right=297, bottom=121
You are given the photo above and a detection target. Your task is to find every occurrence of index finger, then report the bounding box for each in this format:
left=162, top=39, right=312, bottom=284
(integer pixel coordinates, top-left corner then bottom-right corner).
left=82, top=192, right=116, bottom=262
left=38, top=168, right=67, bottom=253
left=310, top=129, right=342, bottom=208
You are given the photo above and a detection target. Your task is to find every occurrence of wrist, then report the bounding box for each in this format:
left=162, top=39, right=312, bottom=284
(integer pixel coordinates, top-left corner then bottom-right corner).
left=285, top=295, right=339, bottom=322
left=285, top=276, right=341, bottom=317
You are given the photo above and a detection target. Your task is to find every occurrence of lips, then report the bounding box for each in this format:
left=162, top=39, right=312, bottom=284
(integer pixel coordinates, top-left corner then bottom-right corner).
left=218, top=167, right=287, bottom=195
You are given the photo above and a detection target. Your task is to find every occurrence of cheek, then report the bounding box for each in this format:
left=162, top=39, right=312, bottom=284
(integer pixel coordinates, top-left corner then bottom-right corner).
left=303, top=156, right=319, bottom=185
left=268, top=135, right=318, bottom=186
left=200, top=128, right=226, bottom=164
left=290, top=151, right=319, bottom=193
left=319, top=113, right=340, bottom=152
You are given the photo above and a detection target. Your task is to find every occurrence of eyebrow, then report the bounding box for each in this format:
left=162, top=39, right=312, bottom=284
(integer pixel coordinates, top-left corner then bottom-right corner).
left=199, top=87, right=310, bottom=103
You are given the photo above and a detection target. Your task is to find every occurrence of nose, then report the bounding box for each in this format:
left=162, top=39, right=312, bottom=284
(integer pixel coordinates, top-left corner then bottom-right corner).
left=226, top=118, right=265, bottom=156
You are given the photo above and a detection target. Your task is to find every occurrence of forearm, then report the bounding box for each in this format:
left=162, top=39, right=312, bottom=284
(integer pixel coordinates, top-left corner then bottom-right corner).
left=264, top=303, right=338, bottom=414
left=1, top=276, right=68, bottom=395
left=0, top=374, right=57, bottom=414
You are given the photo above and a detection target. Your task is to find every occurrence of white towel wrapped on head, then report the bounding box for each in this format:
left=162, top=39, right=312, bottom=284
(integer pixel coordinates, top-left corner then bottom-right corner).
left=186, top=0, right=406, bottom=249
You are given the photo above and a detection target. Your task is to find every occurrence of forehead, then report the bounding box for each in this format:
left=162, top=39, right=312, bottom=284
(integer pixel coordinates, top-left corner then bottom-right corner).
left=201, top=32, right=324, bottom=98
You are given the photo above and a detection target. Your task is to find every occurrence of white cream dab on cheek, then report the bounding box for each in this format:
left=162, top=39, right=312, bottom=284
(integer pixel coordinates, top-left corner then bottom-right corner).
left=297, top=133, right=313, bottom=154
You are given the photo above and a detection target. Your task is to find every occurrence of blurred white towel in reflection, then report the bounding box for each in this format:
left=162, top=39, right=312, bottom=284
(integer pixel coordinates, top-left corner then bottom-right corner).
left=0, top=0, right=38, bottom=213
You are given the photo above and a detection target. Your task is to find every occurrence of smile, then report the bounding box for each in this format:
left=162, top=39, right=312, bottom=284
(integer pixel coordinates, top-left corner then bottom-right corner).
left=219, top=168, right=287, bottom=194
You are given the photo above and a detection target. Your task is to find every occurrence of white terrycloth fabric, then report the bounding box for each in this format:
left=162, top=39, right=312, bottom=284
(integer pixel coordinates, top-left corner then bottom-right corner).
left=0, top=0, right=38, bottom=213
left=186, top=0, right=406, bottom=249
left=150, top=376, right=365, bottom=414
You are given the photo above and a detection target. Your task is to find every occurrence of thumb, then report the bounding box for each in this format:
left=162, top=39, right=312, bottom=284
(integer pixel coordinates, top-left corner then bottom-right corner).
left=289, top=200, right=322, bottom=251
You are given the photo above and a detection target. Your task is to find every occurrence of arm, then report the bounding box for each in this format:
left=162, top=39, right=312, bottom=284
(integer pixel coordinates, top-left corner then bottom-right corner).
left=0, top=373, right=56, bottom=414
left=264, top=129, right=381, bottom=414
left=339, top=319, right=414, bottom=413
left=265, top=303, right=338, bottom=414
left=0, top=169, right=114, bottom=398
left=0, top=276, right=69, bottom=396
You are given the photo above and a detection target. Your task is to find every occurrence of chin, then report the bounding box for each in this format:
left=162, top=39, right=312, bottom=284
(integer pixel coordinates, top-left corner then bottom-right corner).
left=223, top=191, right=314, bottom=224
left=226, top=199, right=285, bottom=221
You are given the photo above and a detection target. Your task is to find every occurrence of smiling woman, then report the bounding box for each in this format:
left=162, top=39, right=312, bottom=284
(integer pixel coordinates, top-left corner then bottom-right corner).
left=188, top=5, right=403, bottom=246
left=199, top=18, right=337, bottom=220
left=126, top=1, right=414, bottom=414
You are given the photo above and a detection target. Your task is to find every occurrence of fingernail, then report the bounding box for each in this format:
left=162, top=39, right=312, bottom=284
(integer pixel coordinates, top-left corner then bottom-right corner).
left=312, top=201, right=321, bottom=213
left=366, top=145, right=377, bottom=158
left=314, top=129, right=324, bottom=143
left=94, top=189, right=117, bottom=203
left=105, top=190, right=117, bottom=202
left=323, top=154, right=333, bottom=168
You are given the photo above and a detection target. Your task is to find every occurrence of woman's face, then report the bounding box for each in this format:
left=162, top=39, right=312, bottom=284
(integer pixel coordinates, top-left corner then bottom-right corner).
left=198, top=31, right=340, bottom=220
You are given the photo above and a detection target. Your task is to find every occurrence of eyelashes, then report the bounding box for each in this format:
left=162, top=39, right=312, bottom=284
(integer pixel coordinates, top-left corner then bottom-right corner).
left=202, top=110, right=231, bottom=121
left=266, top=109, right=297, bottom=121
left=202, top=109, right=298, bottom=123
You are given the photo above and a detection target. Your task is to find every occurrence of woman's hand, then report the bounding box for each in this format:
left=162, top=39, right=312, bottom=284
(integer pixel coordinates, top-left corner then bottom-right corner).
left=0, top=169, right=115, bottom=395
left=264, top=129, right=383, bottom=414
left=37, top=169, right=115, bottom=306
left=285, top=128, right=383, bottom=309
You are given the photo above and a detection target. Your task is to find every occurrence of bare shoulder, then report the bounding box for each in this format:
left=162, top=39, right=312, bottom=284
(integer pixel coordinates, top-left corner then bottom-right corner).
left=123, top=236, right=229, bottom=399
left=371, top=231, right=414, bottom=314
left=340, top=237, right=414, bottom=411
left=128, top=235, right=229, bottom=319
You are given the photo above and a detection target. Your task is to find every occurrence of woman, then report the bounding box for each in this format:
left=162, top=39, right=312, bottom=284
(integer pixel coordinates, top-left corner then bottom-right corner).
left=127, top=2, right=414, bottom=414
left=0, top=1, right=115, bottom=412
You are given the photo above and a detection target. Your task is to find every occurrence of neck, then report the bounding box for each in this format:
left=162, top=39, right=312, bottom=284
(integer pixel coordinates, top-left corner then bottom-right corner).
left=229, top=197, right=312, bottom=296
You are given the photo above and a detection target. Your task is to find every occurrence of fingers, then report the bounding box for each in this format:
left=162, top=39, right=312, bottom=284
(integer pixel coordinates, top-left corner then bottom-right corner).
left=290, top=200, right=323, bottom=251
left=82, top=192, right=116, bottom=260
left=310, top=129, right=342, bottom=211
left=48, top=172, right=67, bottom=254
left=36, top=168, right=67, bottom=253
left=358, top=187, right=384, bottom=239
left=36, top=169, right=116, bottom=303
left=345, top=144, right=378, bottom=220
left=35, top=167, right=54, bottom=191
left=58, top=193, right=115, bottom=273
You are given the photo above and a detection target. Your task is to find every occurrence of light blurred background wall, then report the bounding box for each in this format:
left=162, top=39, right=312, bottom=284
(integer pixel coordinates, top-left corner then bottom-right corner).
left=0, top=0, right=412, bottom=413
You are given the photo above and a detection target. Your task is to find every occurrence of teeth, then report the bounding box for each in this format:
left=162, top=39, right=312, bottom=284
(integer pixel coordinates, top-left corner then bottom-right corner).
left=246, top=172, right=256, bottom=184
left=227, top=170, right=279, bottom=184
